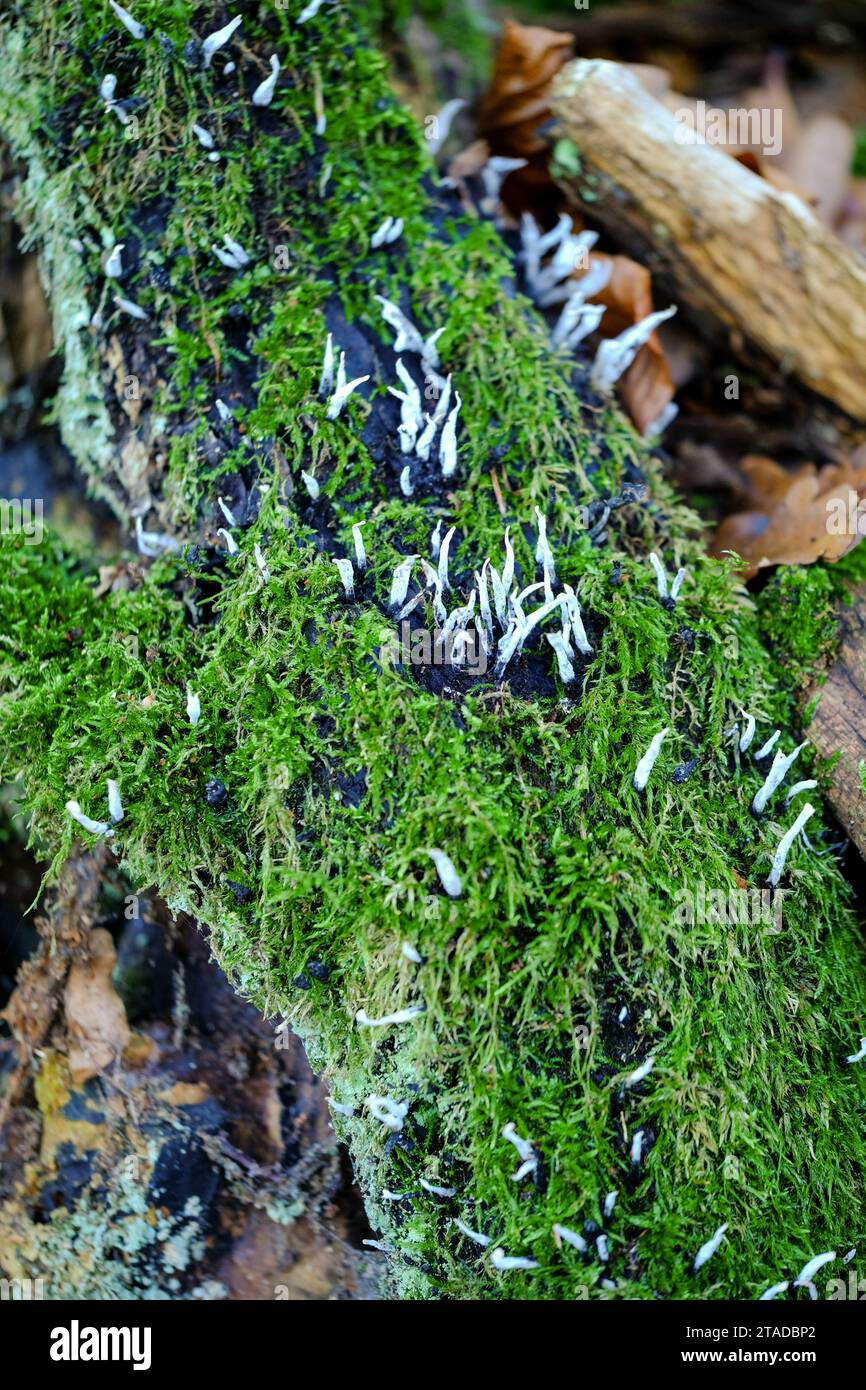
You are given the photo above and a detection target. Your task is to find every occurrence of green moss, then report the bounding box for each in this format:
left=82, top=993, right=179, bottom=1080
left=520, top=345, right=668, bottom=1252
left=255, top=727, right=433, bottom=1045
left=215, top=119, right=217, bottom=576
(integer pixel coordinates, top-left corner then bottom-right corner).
left=2, top=1, right=866, bottom=1302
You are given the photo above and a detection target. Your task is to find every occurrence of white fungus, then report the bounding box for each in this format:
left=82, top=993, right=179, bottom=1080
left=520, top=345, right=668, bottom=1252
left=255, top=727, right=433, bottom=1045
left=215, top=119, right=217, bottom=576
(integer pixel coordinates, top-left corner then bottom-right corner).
left=437, top=526, right=456, bottom=591
left=186, top=687, right=201, bottom=726
left=426, top=98, right=466, bottom=156
left=193, top=123, right=215, bottom=150
left=202, top=15, right=241, bottom=69
left=299, top=0, right=328, bottom=20
left=844, top=1249, right=857, bottom=1263
left=212, top=234, right=250, bottom=271
left=551, top=296, right=606, bottom=351
left=751, top=741, right=807, bottom=815
left=596, top=1234, right=609, bottom=1262
left=630, top=1129, right=644, bottom=1165
left=643, top=402, right=680, bottom=440
left=590, top=307, right=677, bottom=394
left=546, top=631, right=576, bottom=684
left=318, top=332, right=335, bottom=399
left=603, top=1190, right=618, bottom=1219
left=301, top=471, right=320, bottom=500
left=100, top=74, right=117, bottom=103
left=254, top=543, right=270, bottom=584
left=845, top=1037, right=866, bottom=1064
left=365, top=1095, right=408, bottom=1132
left=326, top=352, right=369, bottom=419
left=785, top=779, right=818, bottom=804
left=480, top=156, right=527, bottom=215
left=490, top=1248, right=539, bottom=1272
left=370, top=216, right=404, bottom=248
left=332, top=557, right=355, bottom=599
left=624, top=1056, right=654, bottom=1087
left=754, top=729, right=781, bottom=760
left=454, top=1218, right=491, bottom=1246
left=217, top=495, right=237, bottom=526
left=389, top=358, right=424, bottom=453
left=399, top=465, right=414, bottom=497
left=374, top=295, right=425, bottom=356
left=401, top=942, right=422, bottom=964
left=216, top=528, right=238, bottom=555
left=107, top=780, right=124, bottom=824
left=114, top=294, right=148, bottom=321
left=104, top=243, right=124, bottom=278
left=793, top=1250, right=836, bottom=1296
left=328, top=1099, right=354, bottom=1117
left=389, top=554, right=418, bottom=611
left=352, top=522, right=367, bottom=571
left=552, top=1223, right=588, bottom=1254
left=419, top=1178, right=457, bottom=1197
left=425, top=848, right=462, bottom=898
left=134, top=517, right=181, bottom=557
left=693, top=1223, right=729, bottom=1272
left=65, top=801, right=112, bottom=837
left=767, top=803, right=814, bottom=888
left=355, top=1006, right=424, bottom=1027
left=738, top=714, right=756, bottom=752
left=215, top=398, right=232, bottom=422
left=109, top=1, right=145, bottom=40
left=633, top=728, right=669, bottom=792
left=758, top=1281, right=789, bottom=1300
left=252, top=55, right=281, bottom=108
left=439, top=394, right=462, bottom=478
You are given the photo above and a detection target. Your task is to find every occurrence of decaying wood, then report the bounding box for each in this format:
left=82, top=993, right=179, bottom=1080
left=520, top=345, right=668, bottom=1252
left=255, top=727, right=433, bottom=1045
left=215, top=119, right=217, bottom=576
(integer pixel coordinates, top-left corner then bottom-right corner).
left=549, top=59, right=866, bottom=422
left=808, top=587, right=866, bottom=855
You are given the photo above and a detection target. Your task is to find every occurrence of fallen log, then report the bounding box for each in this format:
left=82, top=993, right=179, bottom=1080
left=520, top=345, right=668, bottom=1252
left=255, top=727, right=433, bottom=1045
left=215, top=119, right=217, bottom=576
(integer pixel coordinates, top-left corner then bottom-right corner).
left=550, top=58, right=866, bottom=421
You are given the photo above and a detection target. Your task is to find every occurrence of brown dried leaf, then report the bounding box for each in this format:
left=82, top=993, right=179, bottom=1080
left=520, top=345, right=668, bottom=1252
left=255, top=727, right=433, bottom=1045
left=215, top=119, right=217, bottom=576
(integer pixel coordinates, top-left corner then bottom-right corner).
left=477, top=20, right=574, bottom=158
left=710, top=454, right=866, bottom=579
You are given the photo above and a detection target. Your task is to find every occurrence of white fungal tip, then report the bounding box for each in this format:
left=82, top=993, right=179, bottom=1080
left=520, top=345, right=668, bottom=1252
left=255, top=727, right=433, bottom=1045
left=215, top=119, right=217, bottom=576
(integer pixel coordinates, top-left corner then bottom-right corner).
left=794, top=1251, right=836, bottom=1287
left=767, top=803, right=814, bottom=888
left=216, top=527, right=238, bottom=555
left=113, top=294, right=148, bottom=321
left=425, top=848, right=462, bottom=898
left=301, top=471, right=320, bottom=500
left=217, top=495, right=237, bottom=526
left=490, top=1247, right=539, bottom=1272
left=331, top=557, right=355, bottom=599
left=552, top=1223, right=587, bottom=1254
left=107, top=779, right=124, bottom=824
left=454, top=1218, right=491, bottom=1247
left=355, top=1005, right=424, bottom=1028
left=109, top=1, right=145, bottom=41
left=693, top=1223, right=729, bottom=1272
left=401, top=941, right=422, bottom=964
left=186, top=687, right=201, bottom=726
left=845, top=1036, right=866, bottom=1064
left=65, top=800, right=112, bottom=837
left=624, top=1055, right=654, bottom=1087
left=252, top=54, right=281, bottom=107
left=758, top=1281, right=789, bottom=1300
left=603, top=1190, right=617, bottom=1219
left=633, top=728, right=669, bottom=792
left=202, top=15, right=241, bottom=68
left=104, top=243, right=124, bottom=278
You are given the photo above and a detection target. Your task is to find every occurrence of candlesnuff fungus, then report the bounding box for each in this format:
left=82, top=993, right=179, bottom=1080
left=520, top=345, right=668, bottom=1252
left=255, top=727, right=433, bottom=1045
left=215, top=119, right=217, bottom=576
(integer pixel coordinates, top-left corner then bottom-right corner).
left=355, top=1006, right=424, bottom=1027
left=768, top=803, right=814, bottom=887
left=454, top=1218, right=491, bottom=1246
left=693, top=1223, right=729, bottom=1273
left=751, top=741, right=807, bottom=815
left=845, top=1037, right=866, bottom=1064
left=3, top=0, right=866, bottom=1305
left=251, top=55, right=281, bottom=108
left=490, top=1248, right=539, bottom=1272
left=553, top=1223, right=588, bottom=1254
left=201, top=14, right=241, bottom=68
left=633, top=728, right=669, bottom=792
left=65, top=800, right=113, bottom=838
left=425, top=848, right=462, bottom=898
left=109, top=0, right=145, bottom=41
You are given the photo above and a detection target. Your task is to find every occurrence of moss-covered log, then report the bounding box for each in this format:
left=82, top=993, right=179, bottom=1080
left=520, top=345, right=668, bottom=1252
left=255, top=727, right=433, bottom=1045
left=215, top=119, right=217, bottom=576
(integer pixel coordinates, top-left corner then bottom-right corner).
left=2, top=1, right=866, bottom=1300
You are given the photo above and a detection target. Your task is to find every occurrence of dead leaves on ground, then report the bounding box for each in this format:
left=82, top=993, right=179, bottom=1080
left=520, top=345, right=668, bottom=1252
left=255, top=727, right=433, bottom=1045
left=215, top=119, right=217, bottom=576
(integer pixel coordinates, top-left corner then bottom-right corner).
left=475, top=20, right=675, bottom=432
left=711, top=455, right=866, bottom=578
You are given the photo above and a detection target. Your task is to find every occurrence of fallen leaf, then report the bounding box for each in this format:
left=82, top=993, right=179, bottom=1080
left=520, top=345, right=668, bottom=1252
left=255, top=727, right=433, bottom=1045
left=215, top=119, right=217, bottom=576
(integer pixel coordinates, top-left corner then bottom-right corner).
left=476, top=20, right=573, bottom=218
left=477, top=20, right=574, bottom=158
left=710, top=454, right=866, bottom=578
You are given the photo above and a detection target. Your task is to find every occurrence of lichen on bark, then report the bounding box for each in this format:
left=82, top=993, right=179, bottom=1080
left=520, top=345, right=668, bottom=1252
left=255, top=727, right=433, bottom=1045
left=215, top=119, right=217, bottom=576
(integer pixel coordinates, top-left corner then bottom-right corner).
left=1, top=1, right=866, bottom=1301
